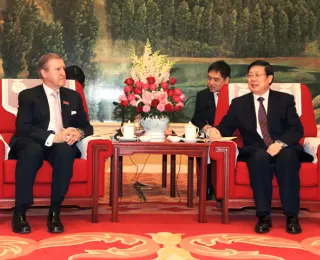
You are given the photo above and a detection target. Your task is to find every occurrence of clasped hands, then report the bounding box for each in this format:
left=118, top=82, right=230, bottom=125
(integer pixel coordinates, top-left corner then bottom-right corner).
left=53, top=127, right=81, bottom=145
left=209, top=128, right=283, bottom=156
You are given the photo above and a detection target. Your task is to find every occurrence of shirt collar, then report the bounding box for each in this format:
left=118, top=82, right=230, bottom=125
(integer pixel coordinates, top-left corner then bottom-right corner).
left=43, top=83, right=60, bottom=96
left=253, top=89, right=270, bottom=101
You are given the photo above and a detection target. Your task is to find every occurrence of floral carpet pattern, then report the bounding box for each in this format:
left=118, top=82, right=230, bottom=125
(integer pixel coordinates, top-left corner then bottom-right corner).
left=1, top=204, right=320, bottom=260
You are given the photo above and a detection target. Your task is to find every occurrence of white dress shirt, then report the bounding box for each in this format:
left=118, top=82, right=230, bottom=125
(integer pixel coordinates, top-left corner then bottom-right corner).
left=43, top=84, right=62, bottom=146
left=253, top=90, right=270, bottom=139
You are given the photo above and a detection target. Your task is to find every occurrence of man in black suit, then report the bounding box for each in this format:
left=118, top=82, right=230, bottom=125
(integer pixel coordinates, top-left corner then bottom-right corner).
left=191, top=60, right=231, bottom=200
left=9, top=53, right=93, bottom=234
left=209, top=60, right=313, bottom=234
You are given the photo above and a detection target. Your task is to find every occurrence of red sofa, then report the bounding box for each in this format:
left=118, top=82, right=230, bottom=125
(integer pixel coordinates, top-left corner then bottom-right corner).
left=0, top=79, right=112, bottom=222
left=210, top=83, right=320, bottom=223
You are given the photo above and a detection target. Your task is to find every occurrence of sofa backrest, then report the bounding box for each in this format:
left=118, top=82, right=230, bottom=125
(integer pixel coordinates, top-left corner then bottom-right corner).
left=214, top=83, right=317, bottom=147
left=0, top=79, right=88, bottom=144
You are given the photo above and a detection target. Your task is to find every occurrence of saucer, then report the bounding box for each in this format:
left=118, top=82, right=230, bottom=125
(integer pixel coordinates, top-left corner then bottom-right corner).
left=181, top=138, right=198, bottom=143
left=118, top=136, right=137, bottom=142
left=167, top=136, right=181, bottom=143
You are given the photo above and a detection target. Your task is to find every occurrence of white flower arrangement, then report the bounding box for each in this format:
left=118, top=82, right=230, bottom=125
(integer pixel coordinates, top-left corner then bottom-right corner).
left=130, top=39, right=176, bottom=85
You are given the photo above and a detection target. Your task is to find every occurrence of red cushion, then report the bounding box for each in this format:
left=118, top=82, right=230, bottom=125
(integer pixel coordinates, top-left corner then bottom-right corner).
left=3, top=159, right=88, bottom=183
left=235, top=162, right=318, bottom=187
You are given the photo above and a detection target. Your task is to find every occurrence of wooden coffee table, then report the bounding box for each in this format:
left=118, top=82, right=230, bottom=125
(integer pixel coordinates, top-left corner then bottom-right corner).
left=110, top=141, right=209, bottom=223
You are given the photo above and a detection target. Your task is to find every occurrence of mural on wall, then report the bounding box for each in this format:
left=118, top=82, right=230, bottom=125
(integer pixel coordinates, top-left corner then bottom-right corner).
left=0, top=0, right=320, bottom=123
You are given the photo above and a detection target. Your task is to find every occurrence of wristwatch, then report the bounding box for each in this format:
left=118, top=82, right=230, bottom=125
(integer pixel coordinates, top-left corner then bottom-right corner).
left=275, top=140, right=288, bottom=147
left=76, top=128, right=85, bottom=139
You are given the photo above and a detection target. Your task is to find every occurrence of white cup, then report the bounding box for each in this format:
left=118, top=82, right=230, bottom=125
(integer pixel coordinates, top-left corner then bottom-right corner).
left=121, top=123, right=135, bottom=138
left=184, top=122, right=199, bottom=140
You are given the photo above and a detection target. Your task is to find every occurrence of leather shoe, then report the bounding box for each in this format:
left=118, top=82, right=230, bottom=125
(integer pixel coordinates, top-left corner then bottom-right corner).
left=254, top=215, right=272, bottom=234
left=12, top=213, right=31, bottom=234
left=286, top=216, right=302, bottom=234
left=47, top=212, right=64, bottom=233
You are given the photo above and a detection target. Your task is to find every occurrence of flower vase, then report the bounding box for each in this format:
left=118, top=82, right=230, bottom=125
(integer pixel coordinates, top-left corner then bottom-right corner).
left=139, top=116, right=169, bottom=142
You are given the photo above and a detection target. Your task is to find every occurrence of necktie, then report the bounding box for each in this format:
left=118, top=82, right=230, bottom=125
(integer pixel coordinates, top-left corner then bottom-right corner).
left=52, top=91, right=63, bottom=134
left=257, top=97, right=273, bottom=146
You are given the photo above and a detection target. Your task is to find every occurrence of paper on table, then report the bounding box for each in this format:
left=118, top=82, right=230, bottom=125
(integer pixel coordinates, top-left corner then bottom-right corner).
left=215, top=137, right=237, bottom=141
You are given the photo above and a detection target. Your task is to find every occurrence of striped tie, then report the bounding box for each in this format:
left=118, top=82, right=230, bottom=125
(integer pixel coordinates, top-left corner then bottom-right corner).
left=257, top=97, right=273, bottom=146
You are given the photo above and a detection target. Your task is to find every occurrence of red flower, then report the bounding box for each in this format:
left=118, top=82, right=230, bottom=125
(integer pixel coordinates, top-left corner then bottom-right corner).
left=174, top=88, right=182, bottom=95
left=142, top=84, right=149, bottom=90
left=168, top=89, right=174, bottom=97
left=133, top=88, right=142, bottom=95
left=120, top=100, right=129, bottom=107
left=124, top=78, right=134, bottom=85
left=169, top=78, right=176, bottom=85
left=172, top=95, right=181, bottom=103
left=151, top=99, right=160, bottom=107
left=165, top=103, right=174, bottom=112
left=146, top=77, right=156, bottom=84
left=149, top=84, right=157, bottom=91
left=124, top=85, right=132, bottom=93
left=136, top=106, right=143, bottom=113
left=135, top=81, right=143, bottom=88
left=175, top=103, right=184, bottom=111
left=161, top=82, right=169, bottom=89
left=127, top=94, right=135, bottom=101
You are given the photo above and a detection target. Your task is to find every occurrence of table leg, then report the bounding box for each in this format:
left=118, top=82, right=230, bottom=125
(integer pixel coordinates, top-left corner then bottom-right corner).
left=112, top=147, right=119, bottom=222
left=187, top=157, right=194, bottom=208
left=109, top=155, right=113, bottom=207
left=199, top=154, right=207, bottom=223
left=196, top=157, right=200, bottom=196
left=162, top=155, right=167, bottom=188
left=170, top=154, right=176, bottom=197
left=119, top=156, right=123, bottom=197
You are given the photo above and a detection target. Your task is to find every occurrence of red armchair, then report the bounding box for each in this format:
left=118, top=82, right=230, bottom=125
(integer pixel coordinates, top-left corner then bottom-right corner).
left=210, top=83, right=320, bottom=223
left=0, top=79, right=112, bottom=222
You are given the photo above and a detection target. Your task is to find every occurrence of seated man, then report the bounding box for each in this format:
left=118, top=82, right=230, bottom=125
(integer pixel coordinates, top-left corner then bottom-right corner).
left=191, top=60, right=231, bottom=200
left=209, top=60, right=313, bottom=234
left=9, top=53, right=93, bottom=234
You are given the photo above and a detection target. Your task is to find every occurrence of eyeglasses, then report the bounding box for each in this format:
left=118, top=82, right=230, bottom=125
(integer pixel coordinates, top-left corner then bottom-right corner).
left=246, top=73, right=266, bottom=79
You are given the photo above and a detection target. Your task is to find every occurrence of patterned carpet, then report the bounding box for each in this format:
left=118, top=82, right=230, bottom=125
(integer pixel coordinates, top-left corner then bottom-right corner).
left=1, top=171, right=320, bottom=259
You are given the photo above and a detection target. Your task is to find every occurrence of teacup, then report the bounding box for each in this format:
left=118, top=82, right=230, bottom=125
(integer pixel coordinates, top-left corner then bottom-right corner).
left=121, top=122, right=135, bottom=138
left=184, top=122, right=199, bottom=140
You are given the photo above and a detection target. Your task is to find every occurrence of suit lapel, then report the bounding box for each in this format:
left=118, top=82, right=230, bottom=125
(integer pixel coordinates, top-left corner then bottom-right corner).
left=247, top=93, right=257, bottom=129
left=59, top=87, right=71, bottom=128
left=36, top=86, right=50, bottom=120
left=267, top=90, right=278, bottom=131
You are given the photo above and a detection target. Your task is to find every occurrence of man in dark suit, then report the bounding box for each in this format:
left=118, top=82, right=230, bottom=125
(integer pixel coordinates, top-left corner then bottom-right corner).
left=191, top=60, right=231, bottom=200
left=209, top=60, right=313, bottom=234
left=9, top=53, right=93, bottom=234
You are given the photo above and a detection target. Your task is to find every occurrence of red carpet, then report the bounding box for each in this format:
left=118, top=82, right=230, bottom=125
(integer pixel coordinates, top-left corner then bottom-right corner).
left=1, top=208, right=320, bottom=260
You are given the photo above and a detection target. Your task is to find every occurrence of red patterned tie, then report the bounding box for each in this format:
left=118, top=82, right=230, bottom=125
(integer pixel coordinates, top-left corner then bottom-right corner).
left=257, top=97, right=273, bottom=146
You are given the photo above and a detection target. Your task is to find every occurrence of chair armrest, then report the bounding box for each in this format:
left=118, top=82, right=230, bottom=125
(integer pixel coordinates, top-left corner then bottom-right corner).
left=76, top=136, right=112, bottom=159
left=303, top=137, right=320, bottom=163
left=209, top=141, right=238, bottom=200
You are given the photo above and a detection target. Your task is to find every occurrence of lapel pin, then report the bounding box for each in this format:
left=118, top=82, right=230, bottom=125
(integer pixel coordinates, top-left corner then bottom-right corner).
left=63, top=101, right=69, bottom=105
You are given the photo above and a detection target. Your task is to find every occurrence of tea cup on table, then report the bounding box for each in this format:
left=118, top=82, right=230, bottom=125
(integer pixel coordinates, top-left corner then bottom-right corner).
left=184, top=122, right=199, bottom=140
left=121, top=121, right=135, bottom=138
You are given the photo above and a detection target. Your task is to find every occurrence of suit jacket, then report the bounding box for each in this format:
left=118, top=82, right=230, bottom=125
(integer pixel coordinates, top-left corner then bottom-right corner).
left=191, top=88, right=216, bottom=130
left=216, top=89, right=312, bottom=161
left=9, top=85, right=93, bottom=149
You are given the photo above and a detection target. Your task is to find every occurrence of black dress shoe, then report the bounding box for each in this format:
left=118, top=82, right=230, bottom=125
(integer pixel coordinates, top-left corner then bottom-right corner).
left=12, top=213, right=31, bottom=234
left=286, top=216, right=302, bottom=234
left=47, top=212, right=64, bottom=233
left=254, top=215, right=272, bottom=234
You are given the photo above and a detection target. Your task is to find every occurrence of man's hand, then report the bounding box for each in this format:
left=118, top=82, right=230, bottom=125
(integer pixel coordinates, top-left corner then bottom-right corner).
left=209, top=128, right=222, bottom=140
left=202, top=124, right=212, bottom=133
left=64, top=127, right=82, bottom=145
left=53, top=128, right=82, bottom=146
left=53, top=128, right=71, bottom=143
left=266, top=142, right=283, bottom=156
